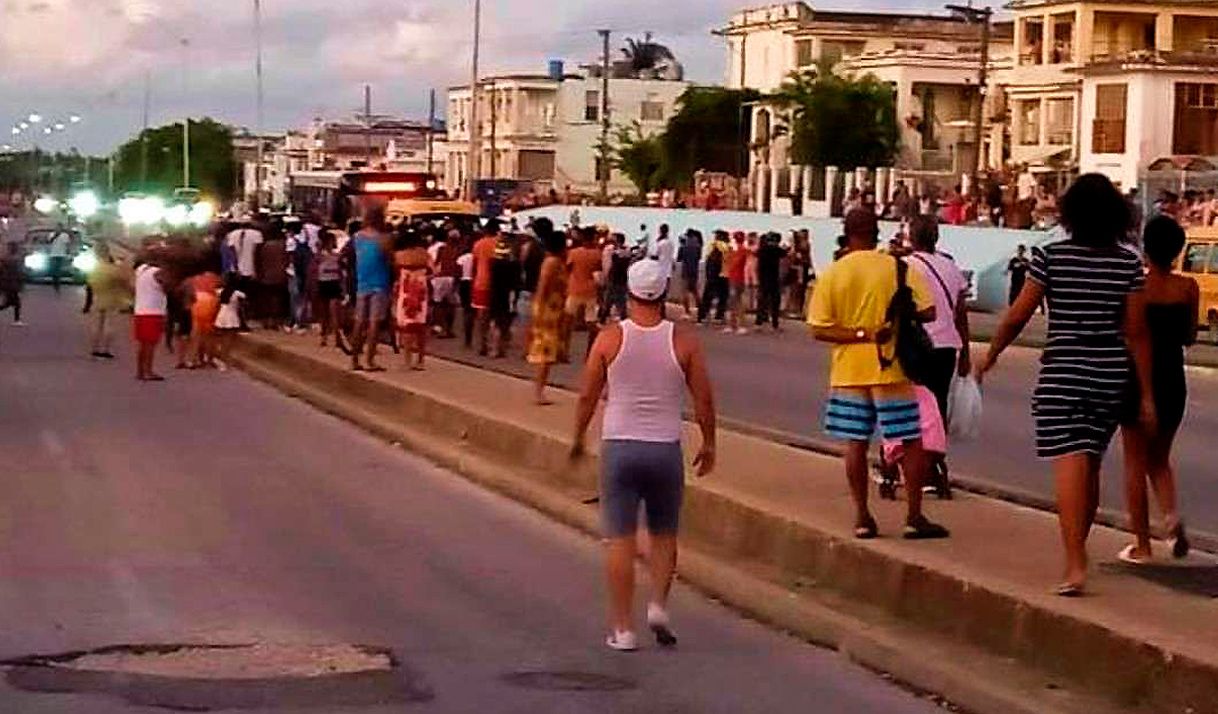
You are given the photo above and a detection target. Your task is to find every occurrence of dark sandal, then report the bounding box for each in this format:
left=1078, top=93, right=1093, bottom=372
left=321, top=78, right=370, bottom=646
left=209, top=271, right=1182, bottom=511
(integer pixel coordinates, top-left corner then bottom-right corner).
left=854, top=516, right=879, bottom=540
left=903, top=516, right=950, bottom=540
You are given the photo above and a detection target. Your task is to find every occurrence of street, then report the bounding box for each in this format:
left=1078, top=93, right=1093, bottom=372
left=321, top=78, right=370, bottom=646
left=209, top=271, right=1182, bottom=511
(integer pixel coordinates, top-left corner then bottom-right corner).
left=429, top=305, right=1218, bottom=537
left=0, top=287, right=942, bottom=713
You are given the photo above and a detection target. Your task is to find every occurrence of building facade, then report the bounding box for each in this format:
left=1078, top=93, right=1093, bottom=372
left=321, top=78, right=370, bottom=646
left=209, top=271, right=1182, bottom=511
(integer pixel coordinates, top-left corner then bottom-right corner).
left=720, top=2, right=1014, bottom=182
left=446, top=66, right=688, bottom=196
left=1003, top=0, right=1218, bottom=188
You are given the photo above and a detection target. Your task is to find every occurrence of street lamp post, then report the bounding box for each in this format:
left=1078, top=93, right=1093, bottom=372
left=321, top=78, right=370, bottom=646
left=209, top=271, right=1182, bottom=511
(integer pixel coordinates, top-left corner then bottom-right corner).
left=181, top=38, right=192, bottom=189
left=467, top=0, right=482, bottom=202
left=254, top=0, right=265, bottom=210
left=947, top=3, right=993, bottom=198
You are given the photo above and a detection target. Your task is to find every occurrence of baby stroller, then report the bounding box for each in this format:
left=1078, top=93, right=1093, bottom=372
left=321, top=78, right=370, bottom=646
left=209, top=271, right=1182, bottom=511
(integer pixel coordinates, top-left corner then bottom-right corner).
left=875, top=385, right=953, bottom=501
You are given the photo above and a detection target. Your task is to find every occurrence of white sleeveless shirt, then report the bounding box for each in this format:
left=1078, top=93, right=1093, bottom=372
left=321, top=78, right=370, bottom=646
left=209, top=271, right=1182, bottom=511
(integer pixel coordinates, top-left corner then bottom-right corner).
left=602, top=320, right=685, bottom=443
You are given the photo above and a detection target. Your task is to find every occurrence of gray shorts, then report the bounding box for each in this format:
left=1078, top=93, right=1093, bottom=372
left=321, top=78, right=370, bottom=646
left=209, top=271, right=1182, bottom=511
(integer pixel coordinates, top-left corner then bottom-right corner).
left=600, top=440, right=684, bottom=538
left=355, top=291, right=389, bottom=323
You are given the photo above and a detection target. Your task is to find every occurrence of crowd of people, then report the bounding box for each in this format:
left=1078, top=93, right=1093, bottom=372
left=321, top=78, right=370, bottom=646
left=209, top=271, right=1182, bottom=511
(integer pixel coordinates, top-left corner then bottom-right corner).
left=2, top=172, right=1200, bottom=645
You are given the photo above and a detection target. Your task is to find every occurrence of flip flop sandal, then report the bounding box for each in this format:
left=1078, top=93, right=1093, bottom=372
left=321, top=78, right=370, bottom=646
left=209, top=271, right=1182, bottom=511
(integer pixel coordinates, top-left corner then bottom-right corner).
left=1055, top=583, right=1085, bottom=598
left=1118, top=544, right=1151, bottom=566
left=1168, top=524, right=1191, bottom=560
left=903, top=517, right=950, bottom=540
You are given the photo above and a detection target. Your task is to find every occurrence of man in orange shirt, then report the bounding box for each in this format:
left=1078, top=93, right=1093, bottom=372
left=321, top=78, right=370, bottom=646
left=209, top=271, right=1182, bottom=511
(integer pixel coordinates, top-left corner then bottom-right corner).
left=469, top=220, right=501, bottom=355
left=564, top=226, right=603, bottom=360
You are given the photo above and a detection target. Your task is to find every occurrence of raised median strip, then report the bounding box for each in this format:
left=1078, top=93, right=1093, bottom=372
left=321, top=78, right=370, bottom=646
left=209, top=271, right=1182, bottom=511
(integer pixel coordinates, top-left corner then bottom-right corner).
left=231, top=332, right=1218, bottom=714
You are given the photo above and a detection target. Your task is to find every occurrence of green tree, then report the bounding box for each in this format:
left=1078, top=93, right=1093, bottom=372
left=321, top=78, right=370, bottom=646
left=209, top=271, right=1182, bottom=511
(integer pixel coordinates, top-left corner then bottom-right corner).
left=660, top=86, right=762, bottom=186
left=774, top=65, right=899, bottom=170
left=608, top=122, right=664, bottom=196
left=112, top=118, right=237, bottom=201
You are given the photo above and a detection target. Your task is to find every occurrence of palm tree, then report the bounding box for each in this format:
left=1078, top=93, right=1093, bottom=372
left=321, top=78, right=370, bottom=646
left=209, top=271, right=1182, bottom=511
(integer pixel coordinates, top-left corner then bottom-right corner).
left=621, top=36, right=675, bottom=74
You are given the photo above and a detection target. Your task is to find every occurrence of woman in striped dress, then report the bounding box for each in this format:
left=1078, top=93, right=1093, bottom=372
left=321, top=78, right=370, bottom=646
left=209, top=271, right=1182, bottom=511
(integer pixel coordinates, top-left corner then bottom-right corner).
left=977, top=174, right=1156, bottom=596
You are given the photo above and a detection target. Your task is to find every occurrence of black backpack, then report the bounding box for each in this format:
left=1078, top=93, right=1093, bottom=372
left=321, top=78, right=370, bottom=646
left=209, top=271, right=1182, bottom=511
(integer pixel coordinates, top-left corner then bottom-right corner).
left=881, top=257, right=935, bottom=386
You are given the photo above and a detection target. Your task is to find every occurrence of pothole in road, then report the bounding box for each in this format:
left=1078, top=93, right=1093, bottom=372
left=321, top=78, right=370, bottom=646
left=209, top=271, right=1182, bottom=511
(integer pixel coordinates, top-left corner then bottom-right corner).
left=1, top=642, right=434, bottom=710
left=501, top=670, right=636, bottom=692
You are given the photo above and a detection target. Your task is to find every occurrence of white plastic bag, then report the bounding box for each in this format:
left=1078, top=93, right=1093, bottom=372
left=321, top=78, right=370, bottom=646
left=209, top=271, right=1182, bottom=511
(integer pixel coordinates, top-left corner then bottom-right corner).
left=947, top=375, right=983, bottom=441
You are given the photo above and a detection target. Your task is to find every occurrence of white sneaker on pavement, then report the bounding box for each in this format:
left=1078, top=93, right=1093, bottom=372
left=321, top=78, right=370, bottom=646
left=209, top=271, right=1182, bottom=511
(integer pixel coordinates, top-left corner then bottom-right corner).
left=735, top=327, right=749, bottom=335
left=12, top=321, right=26, bottom=327
left=605, top=630, right=638, bottom=652
left=647, top=603, right=678, bottom=647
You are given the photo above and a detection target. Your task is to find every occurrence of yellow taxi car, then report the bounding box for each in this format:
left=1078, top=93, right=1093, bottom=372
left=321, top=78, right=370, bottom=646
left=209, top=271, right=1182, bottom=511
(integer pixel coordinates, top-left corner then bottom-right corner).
left=1181, top=226, right=1218, bottom=337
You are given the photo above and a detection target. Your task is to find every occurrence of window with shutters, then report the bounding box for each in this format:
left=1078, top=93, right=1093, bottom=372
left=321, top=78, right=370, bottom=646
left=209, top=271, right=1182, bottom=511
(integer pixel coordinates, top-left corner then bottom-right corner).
left=1175, top=83, right=1218, bottom=155
left=1092, top=84, right=1127, bottom=154
left=584, top=91, right=600, bottom=122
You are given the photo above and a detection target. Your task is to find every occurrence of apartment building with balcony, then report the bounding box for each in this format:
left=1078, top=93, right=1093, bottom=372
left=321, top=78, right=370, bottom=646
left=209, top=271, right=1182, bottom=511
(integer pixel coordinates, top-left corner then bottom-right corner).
left=446, top=62, right=688, bottom=195
left=719, top=2, right=1014, bottom=183
left=1002, top=0, right=1218, bottom=187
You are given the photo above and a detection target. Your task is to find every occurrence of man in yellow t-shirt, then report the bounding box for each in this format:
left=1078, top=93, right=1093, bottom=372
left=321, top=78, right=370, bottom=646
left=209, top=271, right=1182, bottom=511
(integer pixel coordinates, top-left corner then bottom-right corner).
left=808, top=209, right=949, bottom=541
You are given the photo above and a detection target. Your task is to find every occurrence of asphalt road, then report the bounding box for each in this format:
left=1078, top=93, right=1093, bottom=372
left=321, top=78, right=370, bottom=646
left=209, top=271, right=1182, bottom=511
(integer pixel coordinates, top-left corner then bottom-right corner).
left=426, top=304, right=1218, bottom=537
left=0, top=287, right=941, bottom=713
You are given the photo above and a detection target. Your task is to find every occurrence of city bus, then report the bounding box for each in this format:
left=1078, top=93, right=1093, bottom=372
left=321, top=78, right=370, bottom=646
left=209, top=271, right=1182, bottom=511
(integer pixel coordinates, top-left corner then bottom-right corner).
left=288, top=170, right=447, bottom=228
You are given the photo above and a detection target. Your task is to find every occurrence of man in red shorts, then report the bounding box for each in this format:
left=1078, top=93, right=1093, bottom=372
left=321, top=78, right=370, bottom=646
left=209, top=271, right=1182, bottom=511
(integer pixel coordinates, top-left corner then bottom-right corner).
left=133, top=259, right=169, bottom=381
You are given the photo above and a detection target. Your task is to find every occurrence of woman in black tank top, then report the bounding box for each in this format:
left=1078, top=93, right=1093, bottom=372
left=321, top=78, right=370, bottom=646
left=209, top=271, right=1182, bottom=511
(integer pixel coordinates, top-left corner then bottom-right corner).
left=1119, top=216, right=1200, bottom=564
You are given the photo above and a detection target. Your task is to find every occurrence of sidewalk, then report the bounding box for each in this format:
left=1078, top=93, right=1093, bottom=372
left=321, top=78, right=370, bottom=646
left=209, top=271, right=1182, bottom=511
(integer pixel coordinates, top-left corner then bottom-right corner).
left=232, top=331, right=1218, bottom=714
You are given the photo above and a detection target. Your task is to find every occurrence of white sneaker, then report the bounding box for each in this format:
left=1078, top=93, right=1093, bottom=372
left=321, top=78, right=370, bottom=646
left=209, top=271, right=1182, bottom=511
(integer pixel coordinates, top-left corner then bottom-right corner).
left=647, top=603, right=678, bottom=647
left=735, top=327, right=750, bottom=335
left=12, top=321, right=26, bottom=327
left=721, top=327, right=734, bottom=334
left=605, top=630, right=638, bottom=652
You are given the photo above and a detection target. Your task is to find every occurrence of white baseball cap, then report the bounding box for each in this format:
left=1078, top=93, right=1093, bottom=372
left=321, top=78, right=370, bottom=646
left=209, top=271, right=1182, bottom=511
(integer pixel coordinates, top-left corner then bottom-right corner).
left=628, top=259, right=668, bottom=302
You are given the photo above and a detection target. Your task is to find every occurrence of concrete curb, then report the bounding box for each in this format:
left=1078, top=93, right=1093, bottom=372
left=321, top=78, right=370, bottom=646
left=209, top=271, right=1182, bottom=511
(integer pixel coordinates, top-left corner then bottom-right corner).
left=231, top=337, right=1218, bottom=714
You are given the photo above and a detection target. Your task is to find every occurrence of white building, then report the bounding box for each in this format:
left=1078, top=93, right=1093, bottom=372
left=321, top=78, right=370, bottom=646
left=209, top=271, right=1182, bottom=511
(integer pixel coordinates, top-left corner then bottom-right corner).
left=1000, top=0, right=1218, bottom=186
left=719, top=2, right=1014, bottom=182
left=446, top=63, right=689, bottom=196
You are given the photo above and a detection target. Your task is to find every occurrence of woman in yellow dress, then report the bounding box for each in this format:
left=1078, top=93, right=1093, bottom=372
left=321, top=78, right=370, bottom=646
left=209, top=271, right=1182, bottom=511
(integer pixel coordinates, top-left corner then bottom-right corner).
left=527, top=219, right=569, bottom=405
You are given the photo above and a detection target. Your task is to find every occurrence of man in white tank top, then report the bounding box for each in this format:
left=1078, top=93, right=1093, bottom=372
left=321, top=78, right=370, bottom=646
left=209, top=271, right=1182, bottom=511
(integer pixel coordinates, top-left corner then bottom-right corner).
left=572, top=260, right=717, bottom=652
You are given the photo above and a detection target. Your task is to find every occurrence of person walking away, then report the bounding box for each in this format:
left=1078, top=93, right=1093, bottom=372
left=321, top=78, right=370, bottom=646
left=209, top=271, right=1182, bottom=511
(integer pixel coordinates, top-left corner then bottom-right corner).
left=528, top=221, right=569, bottom=405
left=977, top=174, right=1155, bottom=596
left=84, top=242, right=130, bottom=359
left=457, top=238, right=476, bottom=347
left=905, top=215, right=970, bottom=497
left=650, top=223, right=676, bottom=283
left=600, top=233, right=631, bottom=323
left=572, top=259, right=717, bottom=652
left=697, top=231, right=729, bottom=325
left=213, top=273, right=246, bottom=370
left=350, top=205, right=394, bottom=372
left=755, top=232, right=788, bottom=332
left=1007, top=245, right=1030, bottom=307
left=47, top=223, right=72, bottom=293
left=393, top=228, right=433, bottom=371
left=487, top=227, right=521, bottom=359
left=1118, top=216, right=1198, bottom=563
left=565, top=226, right=603, bottom=360
left=743, top=232, right=760, bottom=314
left=313, top=231, right=345, bottom=347
left=187, top=269, right=222, bottom=368
left=430, top=229, right=461, bottom=339
left=469, top=221, right=501, bottom=355
left=288, top=224, right=313, bottom=332
left=724, top=232, right=749, bottom=334
left=225, top=220, right=264, bottom=317
left=808, top=208, right=949, bottom=541
left=676, top=230, right=703, bottom=320
left=257, top=234, right=291, bottom=331
left=132, top=259, right=170, bottom=381
left=0, top=242, right=26, bottom=326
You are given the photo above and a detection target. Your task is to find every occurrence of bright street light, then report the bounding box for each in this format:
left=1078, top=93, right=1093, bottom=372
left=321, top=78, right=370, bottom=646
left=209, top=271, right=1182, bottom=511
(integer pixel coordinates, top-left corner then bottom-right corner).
left=68, top=190, right=100, bottom=219
left=28, top=114, right=42, bottom=123
left=18, top=122, right=28, bottom=129
left=69, top=115, right=82, bottom=124
left=53, top=123, right=65, bottom=131
left=33, top=196, right=57, bottom=214
left=10, top=128, right=19, bottom=135
left=43, top=127, right=52, bottom=135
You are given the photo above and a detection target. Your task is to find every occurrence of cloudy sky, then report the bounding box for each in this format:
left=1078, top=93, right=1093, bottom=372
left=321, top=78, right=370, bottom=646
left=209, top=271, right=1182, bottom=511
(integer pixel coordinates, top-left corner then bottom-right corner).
left=2, top=0, right=953, bottom=154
